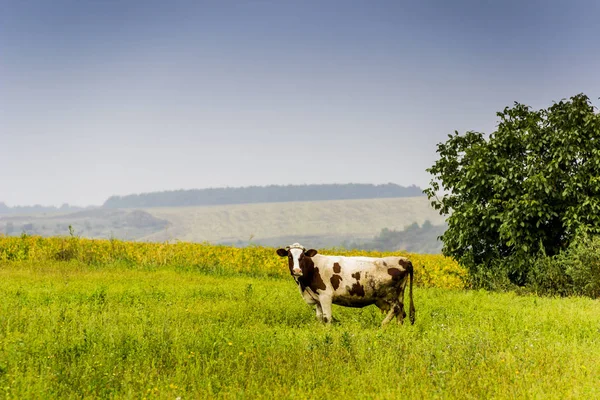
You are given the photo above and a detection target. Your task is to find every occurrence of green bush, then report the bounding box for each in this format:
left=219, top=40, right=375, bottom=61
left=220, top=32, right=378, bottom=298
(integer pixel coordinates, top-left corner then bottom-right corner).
left=561, top=234, right=600, bottom=298
left=463, top=232, right=600, bottom=299
left=465, top=257, right=516, bottom=292
left=525, top=234, right=600, bottom=298
left=526, top=250, right=574, bottom=297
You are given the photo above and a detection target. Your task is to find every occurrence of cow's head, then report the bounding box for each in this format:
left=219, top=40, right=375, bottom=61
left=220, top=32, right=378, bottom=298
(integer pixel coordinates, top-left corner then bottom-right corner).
left=276, top=242, right=318, bottom=277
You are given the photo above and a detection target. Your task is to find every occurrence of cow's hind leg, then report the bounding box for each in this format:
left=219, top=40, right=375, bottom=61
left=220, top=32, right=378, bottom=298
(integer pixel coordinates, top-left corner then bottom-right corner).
left=397, top=303, right=406, bottom=325
left=396, top=288, right=407, bottom=325
left=377, top=300, right=394, bottom=326
left=376, top=299, right=390, bottom=315
left=381, top=302, right=400, bottom=327
left=396, top=278, right=411, bottom=325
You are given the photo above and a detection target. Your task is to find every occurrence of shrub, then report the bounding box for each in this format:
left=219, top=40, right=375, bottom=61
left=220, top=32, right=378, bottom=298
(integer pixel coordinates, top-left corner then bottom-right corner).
left=561, top=234, right=600, bottom=298
left=525, top=233, right=600, bottom=298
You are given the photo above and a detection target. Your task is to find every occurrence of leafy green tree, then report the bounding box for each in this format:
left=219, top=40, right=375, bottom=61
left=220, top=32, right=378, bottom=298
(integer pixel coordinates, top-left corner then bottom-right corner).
left=424, top=93, right=600, bottom=285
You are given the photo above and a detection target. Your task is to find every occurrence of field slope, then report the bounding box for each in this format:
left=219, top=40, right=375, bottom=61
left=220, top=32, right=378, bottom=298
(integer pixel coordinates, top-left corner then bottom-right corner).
left=1, top=197, right=446, bottom=251
left=140, top=196, right=446, bottom=244
left=1, top=259, right=599, bottom=399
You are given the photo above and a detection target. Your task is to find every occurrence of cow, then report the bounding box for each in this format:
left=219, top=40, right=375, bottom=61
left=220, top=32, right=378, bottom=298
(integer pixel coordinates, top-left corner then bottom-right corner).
left=276, top=243, right=415, bottom=326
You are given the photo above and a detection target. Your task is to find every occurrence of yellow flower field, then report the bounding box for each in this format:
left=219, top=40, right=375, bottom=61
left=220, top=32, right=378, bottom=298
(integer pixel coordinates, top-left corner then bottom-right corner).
left=0, top=234, right=468, bottom=289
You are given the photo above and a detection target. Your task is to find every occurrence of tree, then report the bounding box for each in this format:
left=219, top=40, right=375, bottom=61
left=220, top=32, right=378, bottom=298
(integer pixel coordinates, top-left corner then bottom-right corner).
left=424, top=93, right=600, bottom=285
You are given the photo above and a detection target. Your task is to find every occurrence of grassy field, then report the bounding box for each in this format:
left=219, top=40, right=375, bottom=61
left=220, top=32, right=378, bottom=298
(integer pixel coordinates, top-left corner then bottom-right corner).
left=1, top=259, right=600, bottom=399
left=140, top=196, right=446, bottom=244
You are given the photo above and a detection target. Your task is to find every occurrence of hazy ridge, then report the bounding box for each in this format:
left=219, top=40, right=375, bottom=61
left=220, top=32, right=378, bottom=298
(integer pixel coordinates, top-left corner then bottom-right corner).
left=0, top=184, right=446, bottom=252
left=102, top=183, right=424, bottom=208
left=139, top=197, right=445, bottom=245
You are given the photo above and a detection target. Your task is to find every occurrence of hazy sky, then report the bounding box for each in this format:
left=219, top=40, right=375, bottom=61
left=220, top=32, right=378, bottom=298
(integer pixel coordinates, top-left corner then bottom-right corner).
left=2, top=0, right=600, bottom=206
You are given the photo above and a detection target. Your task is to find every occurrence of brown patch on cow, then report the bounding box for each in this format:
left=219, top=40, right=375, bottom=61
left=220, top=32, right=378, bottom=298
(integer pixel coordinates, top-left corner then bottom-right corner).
left=398, top=258, right=411, bottom=268
left=297, top=256, right=318, bottom=293
left=333, top=263, right=341, bottom=273
left=287, top=256, right=294, bottom=275
left=347, top=270, right=364, bottom=296
left=309, top=267, right=326, bottom=292
left=387, top=267, right=405, bottom=282
left=348, top=282, right=365, bottom=297
left=330, top=274, right=342, bottom=290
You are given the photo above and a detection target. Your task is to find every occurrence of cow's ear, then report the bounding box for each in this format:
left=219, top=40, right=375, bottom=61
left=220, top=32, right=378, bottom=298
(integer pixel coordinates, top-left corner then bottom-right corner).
left=276, top=248, right=289, bottom=257
left=304, top=249, right=318, bottom=257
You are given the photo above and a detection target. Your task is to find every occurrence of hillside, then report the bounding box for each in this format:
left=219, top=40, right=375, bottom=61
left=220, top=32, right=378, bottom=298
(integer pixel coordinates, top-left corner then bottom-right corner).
left=103, top=183, right=424, bottom=208
left=139, top=196, right=446, bottom=247
left=344, top=221, right=448, bottom=254
left=0, top=202, right=86, bottom=216
left=1, top=196, right=447, bottom=253
left=0, top=209, right=169, bottom=240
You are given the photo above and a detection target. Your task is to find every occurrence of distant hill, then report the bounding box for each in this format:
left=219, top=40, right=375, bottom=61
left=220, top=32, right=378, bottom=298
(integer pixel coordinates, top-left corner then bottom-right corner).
left=1, top=184, right=448, bottom=253
left=137, top=196, right=446, bottom=247
left=342, top=221, right=448, bottom=254
left=0, top=209, right=169, bottom=240
left=1, top=196, right=447, bottom=253
left=0, top=202, right=86, bottom=216
left=102, top=183, right=424, bottom=209
left=221, top=221, right=446, bottom=254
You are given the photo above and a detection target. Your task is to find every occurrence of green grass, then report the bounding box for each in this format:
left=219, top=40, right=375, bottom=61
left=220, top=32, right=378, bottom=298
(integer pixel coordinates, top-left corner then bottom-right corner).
left=1, top=261, right=600, bottom=399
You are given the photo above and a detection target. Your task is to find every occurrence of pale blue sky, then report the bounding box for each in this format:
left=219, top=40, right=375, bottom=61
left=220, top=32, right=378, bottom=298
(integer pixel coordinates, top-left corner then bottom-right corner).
left=2, top=0, right=599, bottom=206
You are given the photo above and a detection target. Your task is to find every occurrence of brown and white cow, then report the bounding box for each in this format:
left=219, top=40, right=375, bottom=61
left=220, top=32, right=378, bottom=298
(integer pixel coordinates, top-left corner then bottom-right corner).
left=276, top=243, right=415, bottom=326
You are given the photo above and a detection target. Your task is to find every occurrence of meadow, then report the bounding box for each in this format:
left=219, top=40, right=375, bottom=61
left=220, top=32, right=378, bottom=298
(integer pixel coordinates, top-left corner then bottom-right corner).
left=1, top=236, right=600, bottom=399
left=139, top=196, right=446, bottom=244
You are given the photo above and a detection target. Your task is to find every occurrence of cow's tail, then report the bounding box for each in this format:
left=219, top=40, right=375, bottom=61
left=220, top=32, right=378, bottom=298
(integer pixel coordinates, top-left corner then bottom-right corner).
left=408, top=261, right=415, bottom=325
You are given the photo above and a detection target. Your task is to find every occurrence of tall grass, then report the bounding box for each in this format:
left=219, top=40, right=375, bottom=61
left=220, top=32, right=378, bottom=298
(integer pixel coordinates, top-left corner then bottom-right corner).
left=1, top=259, right=599, bottom=399
left=0, top=235, right=467, bottom=289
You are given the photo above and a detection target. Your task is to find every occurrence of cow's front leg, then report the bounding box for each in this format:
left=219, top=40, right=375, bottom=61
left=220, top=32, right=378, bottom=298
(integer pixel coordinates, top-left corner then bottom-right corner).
left=315, top=303, right=324, bottom=322
left=320, top=296, right=333, bottom=324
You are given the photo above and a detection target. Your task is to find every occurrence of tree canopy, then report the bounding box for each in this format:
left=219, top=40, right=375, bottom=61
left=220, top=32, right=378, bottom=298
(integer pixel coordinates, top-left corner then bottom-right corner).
left=425, top=93, right=600, bottom=284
